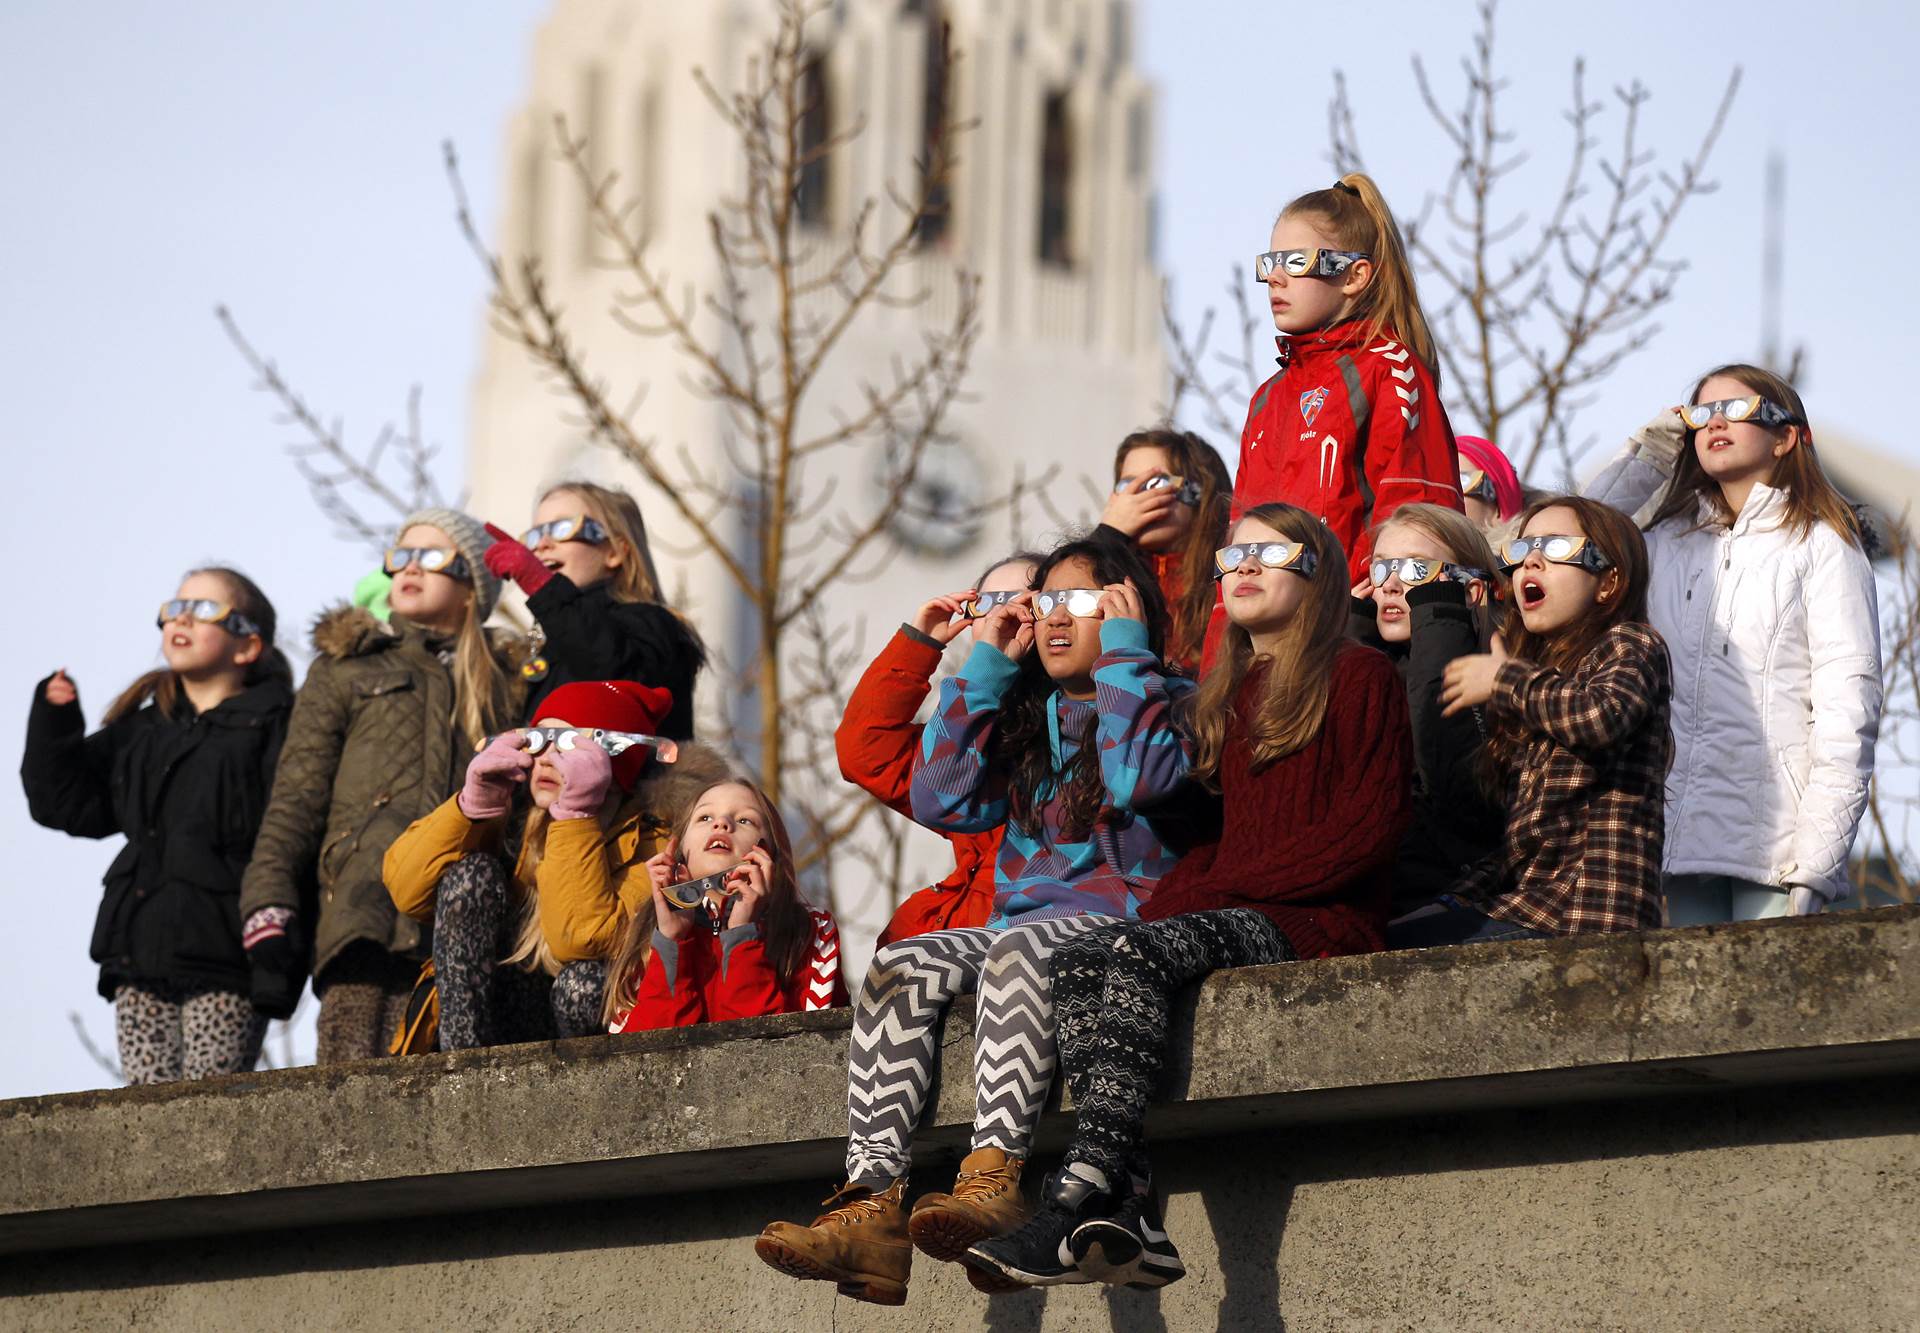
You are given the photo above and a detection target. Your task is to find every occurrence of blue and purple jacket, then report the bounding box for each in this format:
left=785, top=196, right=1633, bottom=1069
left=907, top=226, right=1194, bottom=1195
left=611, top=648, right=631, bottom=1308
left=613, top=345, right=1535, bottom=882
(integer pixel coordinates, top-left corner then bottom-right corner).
left=910, top=618, right=1194, bottom=928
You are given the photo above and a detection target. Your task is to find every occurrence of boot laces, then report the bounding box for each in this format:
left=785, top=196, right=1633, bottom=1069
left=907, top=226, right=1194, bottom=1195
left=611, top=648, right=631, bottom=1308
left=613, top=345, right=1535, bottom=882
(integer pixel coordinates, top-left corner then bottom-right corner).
left=951, top=1162, right=1016, bottom=1204
left=816, top=1183, right=893, bottom=1227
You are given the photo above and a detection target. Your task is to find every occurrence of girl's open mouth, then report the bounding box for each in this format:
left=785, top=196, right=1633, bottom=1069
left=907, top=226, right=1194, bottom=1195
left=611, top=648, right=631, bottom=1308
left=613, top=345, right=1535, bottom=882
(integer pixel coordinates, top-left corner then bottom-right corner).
left=1045, top=635, right=1074, bottom=651
left=704, top=834, right=733, bottom=854
left=168, top=633, right=193, bottom=648
left=1519, top=578, right=1547, bottom=610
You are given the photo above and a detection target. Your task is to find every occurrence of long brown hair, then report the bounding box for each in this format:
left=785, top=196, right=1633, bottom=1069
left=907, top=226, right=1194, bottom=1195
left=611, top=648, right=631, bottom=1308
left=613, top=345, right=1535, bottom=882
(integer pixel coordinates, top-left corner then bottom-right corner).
left=105, top=568, right=293, bottom=726
left=1112, top=428, right=1231, bottom=668
left=1643, top=363, right=1862, bottom=548
left=1372, top=502, right=1505, bottom=646
left=452, top=594, right=520, bottom=749
left=1189, top=504, right=1348, bottom=787
left=1000, top=536, right=1173, bottom=841
left=1280, top=172, right=1438, bottom=382
left=600, top=776, right=812, bottom=1028
left=1482, top=496, right=1650, bottom=782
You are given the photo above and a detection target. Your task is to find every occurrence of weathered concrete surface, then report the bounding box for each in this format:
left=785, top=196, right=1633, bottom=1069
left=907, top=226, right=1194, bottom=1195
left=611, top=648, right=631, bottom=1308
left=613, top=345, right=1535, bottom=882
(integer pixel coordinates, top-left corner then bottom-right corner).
left=1, top=909, right=1916, bottom=1329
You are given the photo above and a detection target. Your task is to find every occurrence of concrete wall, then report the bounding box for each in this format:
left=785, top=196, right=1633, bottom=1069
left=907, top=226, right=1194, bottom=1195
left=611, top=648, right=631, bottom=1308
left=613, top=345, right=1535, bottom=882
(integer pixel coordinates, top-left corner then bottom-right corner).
left=4, top=909, right=1917, bottom=1330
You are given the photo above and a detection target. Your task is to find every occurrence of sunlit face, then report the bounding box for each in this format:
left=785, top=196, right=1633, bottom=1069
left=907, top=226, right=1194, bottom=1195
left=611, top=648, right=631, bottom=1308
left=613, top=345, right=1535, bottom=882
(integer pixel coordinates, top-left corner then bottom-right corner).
left=1036, top=556, right=1105, bottom=693
left=1369, top=522, right=1488, bottom=643
left=531, top=489, right=620, bottom=589
left=1220, top=517, right=1310, bottom=635
left=387, top=524, right=472, bottom=629
left=160, top=571, right=262, bottom=677
left=1114, top=445, right=1194, bottom=553
left=1265, top=215, right=1364, bottom=336
left=1510, top=505, right=1617, bottom=636
left=966, top=558, right=1037, bottom=648
left=1691, top=373, right=1797, bottom=492
left=526, top=714, right=576, bottom=811
left=679, top=782, right=769, bottom=878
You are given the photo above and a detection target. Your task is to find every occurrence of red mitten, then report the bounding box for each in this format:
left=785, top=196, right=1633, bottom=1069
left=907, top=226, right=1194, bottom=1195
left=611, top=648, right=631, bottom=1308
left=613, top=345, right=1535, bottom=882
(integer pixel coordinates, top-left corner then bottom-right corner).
left=459, top=732, right=532, bottom=820
left=483, top=522, right=555, bottom=596
left=549, top=739, right=614, bottom=820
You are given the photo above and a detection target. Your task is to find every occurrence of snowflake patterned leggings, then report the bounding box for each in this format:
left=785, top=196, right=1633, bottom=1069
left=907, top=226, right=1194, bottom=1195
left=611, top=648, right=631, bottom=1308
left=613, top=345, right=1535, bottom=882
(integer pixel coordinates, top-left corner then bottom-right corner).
left=112, top=982, right=268, bottom=1085
left=843, top=915, right=1119, bottom=1189
left=433, top=852, right=608, bottom=1050
left=1050, top=908, right=1295, bottom=1184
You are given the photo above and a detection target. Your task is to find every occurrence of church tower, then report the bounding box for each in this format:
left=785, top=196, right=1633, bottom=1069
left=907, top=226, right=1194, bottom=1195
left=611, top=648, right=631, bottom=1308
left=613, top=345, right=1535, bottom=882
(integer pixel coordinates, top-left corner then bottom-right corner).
left=467, top=0, right=1166, bottom=944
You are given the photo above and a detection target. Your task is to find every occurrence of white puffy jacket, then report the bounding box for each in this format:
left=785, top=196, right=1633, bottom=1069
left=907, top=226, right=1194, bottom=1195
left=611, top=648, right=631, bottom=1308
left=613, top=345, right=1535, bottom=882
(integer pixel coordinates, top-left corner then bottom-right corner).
left=1589, top=451, right=1883, bottom=901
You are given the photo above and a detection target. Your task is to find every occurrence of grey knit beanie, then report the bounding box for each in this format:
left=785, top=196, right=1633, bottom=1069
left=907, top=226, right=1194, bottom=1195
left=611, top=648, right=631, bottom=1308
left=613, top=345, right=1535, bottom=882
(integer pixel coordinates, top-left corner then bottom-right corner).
left=398, top=507, right=501, bottom=621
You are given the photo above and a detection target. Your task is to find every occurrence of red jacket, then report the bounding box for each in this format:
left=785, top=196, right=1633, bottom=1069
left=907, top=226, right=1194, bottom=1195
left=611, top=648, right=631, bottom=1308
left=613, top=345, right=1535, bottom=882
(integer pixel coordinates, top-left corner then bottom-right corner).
left=1232, top=321, right=1461, bottom=581
left=1139, top=643, right=1413, bottom=958
left=613, top=908, right=845, bottom=1032
left=836, top=626, right=1000, bottom=944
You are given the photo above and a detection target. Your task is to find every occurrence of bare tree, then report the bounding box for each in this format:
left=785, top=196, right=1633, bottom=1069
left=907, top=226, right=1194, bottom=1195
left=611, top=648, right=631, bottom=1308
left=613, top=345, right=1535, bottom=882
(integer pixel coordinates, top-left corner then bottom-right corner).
left=1326, top=0, right=1739, bottom=480
left=1858, top=521, right=1920, bottom=908
left=1160, top=274, right=1262, bottom=443
left=217, top=306, right=450, bottom=555
left=448, top=0, right=1039, bottom=880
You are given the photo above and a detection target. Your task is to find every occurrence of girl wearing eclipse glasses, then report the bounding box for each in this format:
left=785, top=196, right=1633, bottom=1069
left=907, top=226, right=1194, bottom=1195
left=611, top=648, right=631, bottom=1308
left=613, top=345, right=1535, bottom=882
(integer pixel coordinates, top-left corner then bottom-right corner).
left=1585, top=364, right=1881, bottom=924
left=24, top=567, right=294, bottom=1084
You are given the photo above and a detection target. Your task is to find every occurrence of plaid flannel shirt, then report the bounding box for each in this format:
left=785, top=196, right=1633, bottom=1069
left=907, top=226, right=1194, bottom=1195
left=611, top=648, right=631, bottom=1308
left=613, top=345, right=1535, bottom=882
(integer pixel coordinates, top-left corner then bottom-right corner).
left=1455, top=621, right=1672, bottom=935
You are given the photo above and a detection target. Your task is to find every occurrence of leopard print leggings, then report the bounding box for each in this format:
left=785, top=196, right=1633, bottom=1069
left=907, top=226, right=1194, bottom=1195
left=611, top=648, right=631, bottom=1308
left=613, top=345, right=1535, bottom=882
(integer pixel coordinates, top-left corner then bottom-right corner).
left=112, top=982, right=268, bottom=1085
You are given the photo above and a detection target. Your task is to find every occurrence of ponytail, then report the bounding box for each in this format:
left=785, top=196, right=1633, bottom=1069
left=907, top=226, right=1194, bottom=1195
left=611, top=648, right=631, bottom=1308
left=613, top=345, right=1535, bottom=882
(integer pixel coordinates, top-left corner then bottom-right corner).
left=104, top=567, right=290, bottom=726
left=1280, top=172, right=1438, bottom=384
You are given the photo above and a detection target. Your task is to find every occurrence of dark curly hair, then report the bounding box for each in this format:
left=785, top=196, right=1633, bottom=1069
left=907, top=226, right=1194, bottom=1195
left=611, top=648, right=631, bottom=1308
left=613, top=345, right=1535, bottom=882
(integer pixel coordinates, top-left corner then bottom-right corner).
left=998, top=534, right=1173, bottom=841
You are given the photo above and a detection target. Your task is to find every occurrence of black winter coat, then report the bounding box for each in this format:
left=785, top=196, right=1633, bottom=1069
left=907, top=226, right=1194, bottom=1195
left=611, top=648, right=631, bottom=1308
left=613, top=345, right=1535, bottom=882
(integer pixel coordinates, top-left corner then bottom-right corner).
left=21, top=675, right=294, bottom=999
left=524, top=575, right=707, bottom=739
left=1348, top=583, right=1504, bottom=915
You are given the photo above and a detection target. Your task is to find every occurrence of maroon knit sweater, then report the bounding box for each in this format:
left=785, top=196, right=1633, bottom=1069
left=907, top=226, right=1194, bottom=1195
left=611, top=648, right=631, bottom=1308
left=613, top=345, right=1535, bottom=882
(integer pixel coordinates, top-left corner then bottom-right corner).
left=1139, top=642, right=1413, bottom=958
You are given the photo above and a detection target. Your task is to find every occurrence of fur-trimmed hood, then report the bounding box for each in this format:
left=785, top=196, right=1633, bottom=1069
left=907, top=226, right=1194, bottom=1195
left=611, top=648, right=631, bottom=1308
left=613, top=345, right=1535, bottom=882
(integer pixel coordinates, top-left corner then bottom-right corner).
left=308, top=603, right=533, bottom=672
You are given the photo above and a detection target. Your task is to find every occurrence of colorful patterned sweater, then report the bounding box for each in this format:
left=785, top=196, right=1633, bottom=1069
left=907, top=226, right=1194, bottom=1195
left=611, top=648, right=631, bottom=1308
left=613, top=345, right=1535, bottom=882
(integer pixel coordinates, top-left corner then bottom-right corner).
left=910, top=618, right=1194, bottom=927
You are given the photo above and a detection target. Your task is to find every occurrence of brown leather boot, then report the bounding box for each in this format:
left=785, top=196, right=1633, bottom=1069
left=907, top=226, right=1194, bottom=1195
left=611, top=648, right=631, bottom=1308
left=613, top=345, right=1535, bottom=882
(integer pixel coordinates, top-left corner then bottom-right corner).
left=755, top=1179, right=912, bottom=1307
left=907, top=1147, right=1030, bottom=1263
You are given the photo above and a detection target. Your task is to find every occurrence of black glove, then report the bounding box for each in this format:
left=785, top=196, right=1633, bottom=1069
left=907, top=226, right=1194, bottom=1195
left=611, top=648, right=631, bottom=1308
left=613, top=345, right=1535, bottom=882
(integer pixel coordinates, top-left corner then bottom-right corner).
left=247, top=931, right=306, bottom=1021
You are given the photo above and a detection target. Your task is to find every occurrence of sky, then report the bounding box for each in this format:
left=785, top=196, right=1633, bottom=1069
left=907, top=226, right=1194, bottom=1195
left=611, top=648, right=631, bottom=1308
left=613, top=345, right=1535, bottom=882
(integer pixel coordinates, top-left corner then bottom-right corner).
left=2, top=0, right=1917, bottom=1099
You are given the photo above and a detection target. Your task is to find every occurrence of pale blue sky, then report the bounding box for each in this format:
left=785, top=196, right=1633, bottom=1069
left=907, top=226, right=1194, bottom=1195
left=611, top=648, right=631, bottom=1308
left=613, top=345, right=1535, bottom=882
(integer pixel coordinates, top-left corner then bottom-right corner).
left=3, top=1, right=1915, bottom=1097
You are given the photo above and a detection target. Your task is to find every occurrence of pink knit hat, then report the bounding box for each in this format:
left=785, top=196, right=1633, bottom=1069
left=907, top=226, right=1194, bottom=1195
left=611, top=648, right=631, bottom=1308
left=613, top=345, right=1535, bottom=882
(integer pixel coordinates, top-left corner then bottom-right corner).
left=1455, top=435, right=1524, bottom=521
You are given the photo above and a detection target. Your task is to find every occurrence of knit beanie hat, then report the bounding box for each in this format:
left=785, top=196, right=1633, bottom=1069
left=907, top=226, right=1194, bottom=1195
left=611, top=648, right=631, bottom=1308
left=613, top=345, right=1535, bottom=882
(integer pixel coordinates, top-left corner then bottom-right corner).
left=398, top=507, right=502, bottom=621
left=1455, top=436, right=1525, bottom=522
left=534, top=679, right=675, bottom=789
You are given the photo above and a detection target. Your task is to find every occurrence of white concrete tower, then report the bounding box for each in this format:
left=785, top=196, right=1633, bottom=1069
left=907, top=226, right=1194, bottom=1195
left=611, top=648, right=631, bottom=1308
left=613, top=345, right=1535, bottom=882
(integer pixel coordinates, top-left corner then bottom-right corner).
left=468, top=0, right=1167, bottom=943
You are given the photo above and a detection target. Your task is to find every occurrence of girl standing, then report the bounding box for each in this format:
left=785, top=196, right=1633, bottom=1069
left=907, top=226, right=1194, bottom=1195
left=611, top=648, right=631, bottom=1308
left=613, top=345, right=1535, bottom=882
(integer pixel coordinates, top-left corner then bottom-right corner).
left=1402, top=496, right=1671, bottom=945
left=385, top=680, right=727, bottom=1048
left=1096, top=428, right=1232, bottom=673
left=836, top=552, right=1041, bottom=946
left=754, top=537, right=1191, bottom=1306
left=1347, top=503, right=1505, bottom=919
left=1232, top=173, right=1461, bottom=587
left=239, top=508, right=523, bottom=1064
left=602, top=775, right=844, bottom=1031
left=482, top=480, right=706, bottom=739
left=1588, top=366, right=1882, bottom=922
left=967, top=505, right=1412, bottom=1288
left=23, top=568, right=294, bottom=1083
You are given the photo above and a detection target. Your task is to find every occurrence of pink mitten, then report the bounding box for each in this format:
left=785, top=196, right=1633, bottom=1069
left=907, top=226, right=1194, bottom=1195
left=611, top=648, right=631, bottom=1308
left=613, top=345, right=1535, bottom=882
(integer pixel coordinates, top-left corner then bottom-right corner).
left=549, top=739, right=614, bottom=820
left=459, top=732, right=531, bottom=820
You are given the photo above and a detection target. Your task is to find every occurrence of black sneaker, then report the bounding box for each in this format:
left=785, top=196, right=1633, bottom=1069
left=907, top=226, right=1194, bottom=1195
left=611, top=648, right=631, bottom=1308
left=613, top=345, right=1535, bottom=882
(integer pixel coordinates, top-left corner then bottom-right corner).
left=966, top=1164, right=1113, bottom=1288
left=1070, top=1190, right=1186, bottom=1288
left=965, top=1202, right=1089, bottom=1287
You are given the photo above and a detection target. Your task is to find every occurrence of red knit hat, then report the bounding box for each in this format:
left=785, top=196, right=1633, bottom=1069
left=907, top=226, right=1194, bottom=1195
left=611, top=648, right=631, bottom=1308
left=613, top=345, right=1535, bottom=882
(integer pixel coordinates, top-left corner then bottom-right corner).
left=533, top=680, right=674, bottom=789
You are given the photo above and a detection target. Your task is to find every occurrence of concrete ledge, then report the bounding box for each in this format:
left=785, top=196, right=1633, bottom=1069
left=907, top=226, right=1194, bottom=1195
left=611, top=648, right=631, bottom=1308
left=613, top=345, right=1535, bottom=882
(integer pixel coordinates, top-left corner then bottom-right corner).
left=4, top=907, right=1917, bottom=1258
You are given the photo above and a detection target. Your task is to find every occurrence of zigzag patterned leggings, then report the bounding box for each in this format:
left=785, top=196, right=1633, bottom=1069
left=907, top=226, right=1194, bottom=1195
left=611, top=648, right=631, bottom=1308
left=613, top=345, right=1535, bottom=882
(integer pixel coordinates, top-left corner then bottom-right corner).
left=844, top=915, right=1118, bottom=1188
left=1052, top=908, right=1295, bottom=1184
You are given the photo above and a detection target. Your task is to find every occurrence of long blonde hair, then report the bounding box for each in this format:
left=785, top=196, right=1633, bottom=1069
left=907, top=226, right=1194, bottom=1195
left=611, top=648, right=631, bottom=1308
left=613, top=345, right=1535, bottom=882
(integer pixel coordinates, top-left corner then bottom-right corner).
left=600, top=776, right=811, bottom=1028
left=1280, top=173, right=1438, bottom=382
left=503, top=787, right=659, bottom=977
left=1372, top=503, right=1504, bottom=646
left=1189, top=504, right=1349, bottom=787
left=452, top=594, right=520, bottom=748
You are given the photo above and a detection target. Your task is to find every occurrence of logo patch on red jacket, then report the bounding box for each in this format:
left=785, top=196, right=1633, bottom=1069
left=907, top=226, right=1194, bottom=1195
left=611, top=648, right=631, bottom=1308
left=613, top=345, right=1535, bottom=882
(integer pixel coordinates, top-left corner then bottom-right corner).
left=1299, top=386, right=1329, bottom=427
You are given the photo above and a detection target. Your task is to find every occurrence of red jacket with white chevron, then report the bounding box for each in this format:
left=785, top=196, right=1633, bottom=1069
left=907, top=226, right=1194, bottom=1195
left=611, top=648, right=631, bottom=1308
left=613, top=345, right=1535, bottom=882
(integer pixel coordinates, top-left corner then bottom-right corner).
left=611, top=908, right=845, bottom=1033
left=1232, top=320, right=1462, bottom=582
